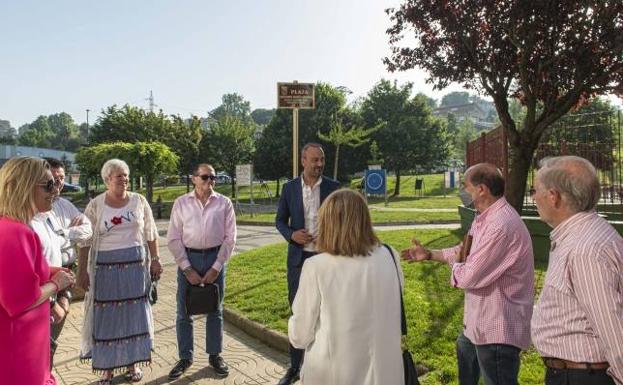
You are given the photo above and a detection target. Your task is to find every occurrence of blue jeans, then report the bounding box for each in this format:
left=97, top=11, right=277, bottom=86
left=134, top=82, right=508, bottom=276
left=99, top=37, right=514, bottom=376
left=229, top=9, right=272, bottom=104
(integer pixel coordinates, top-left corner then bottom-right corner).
left=176, top=249, right=225, bottom=360
left=456, top=332, right=521, bottom=385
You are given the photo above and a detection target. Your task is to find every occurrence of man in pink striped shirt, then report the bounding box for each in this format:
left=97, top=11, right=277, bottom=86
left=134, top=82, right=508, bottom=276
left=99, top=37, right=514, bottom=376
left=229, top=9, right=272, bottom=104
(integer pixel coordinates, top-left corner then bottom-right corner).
left=531, top=156, right=623, bottom=385
left=167, top=163, right=237, bottom=380
left=402, top=163, right=534, bottom=385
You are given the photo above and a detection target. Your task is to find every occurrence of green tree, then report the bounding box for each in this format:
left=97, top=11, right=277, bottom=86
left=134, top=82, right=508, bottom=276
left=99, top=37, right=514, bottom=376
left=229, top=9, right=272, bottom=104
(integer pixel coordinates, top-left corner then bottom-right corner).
left=251, top=108, right=275, bottom=126
left=318, top=121, right=376, bottom=180
left=361, top=80, right=450, bottom=195
left=253, top=109, right=291, bottom=197
left=90, top=105, right=202, bottom=179
left=453, top=118, right=479, bottom=162
left=441, top=91, right=470, bottom=107
left=75, top=141, right=178, bottom=202
left=386, top=0, right=623, bottom=211
left=18, top=116, right=54, bottom=148
left=209, top=93, right=253, bottom=124
left=203, top=115, right=255, bottom=197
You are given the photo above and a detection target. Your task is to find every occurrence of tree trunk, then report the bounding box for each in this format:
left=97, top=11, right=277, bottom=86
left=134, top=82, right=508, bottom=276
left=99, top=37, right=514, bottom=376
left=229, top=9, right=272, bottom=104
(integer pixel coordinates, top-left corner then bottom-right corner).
left=146, top=175, right=154, bottom=203
left=393, top=169, right=401, bottom=196
left=505, top=143, right=537, bottom=213
left=276, top=178, right=281, bottom=198
left=231, top=178, right=236, bottom=199
left=333, top=145, right=340, bottom=180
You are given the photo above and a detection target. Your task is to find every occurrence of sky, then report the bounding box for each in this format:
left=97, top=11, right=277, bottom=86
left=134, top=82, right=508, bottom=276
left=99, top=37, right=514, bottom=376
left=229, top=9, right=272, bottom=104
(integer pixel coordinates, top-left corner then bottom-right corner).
left=2, top=1, right=619, bottom=130
left=0, top=0, right=474, bottom=129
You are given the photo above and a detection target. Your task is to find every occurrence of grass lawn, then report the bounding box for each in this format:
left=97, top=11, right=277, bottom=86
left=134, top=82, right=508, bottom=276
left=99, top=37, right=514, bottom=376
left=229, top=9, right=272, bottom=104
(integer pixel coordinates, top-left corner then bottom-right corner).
left=225, top=228, right=546, bottom=385
left=71, top=174, right=462, bottom=224
left=236, top=210, right=459, bottom=224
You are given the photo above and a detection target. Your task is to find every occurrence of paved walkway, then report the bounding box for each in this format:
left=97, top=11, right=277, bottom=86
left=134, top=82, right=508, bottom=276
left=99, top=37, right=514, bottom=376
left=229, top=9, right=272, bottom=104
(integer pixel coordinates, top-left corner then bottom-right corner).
left=53, top=224, right=288, bottom=385
left=53, top=221, right=459, bottom=384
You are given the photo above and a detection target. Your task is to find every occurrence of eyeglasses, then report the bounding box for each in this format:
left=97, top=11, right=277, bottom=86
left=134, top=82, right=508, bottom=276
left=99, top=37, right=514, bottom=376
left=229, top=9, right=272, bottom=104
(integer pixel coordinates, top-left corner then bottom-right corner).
left=38, top=179, right=57, bottom=193
left=529, top=188, right=536, bottom=197
left=196, top=174, right=217, bottom=181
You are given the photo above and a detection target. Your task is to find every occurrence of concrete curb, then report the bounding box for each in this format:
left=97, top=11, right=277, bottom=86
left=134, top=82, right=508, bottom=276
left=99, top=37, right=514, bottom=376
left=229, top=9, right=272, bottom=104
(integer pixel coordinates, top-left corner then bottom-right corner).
left=223, top=307, right=290, bottom=353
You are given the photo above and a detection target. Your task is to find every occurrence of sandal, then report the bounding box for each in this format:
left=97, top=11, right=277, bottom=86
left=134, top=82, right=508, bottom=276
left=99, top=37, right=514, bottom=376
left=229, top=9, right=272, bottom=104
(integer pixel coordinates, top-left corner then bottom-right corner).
left=124, top=367, right=143, bottom=382
left=97, top=371, right=113, bottom=384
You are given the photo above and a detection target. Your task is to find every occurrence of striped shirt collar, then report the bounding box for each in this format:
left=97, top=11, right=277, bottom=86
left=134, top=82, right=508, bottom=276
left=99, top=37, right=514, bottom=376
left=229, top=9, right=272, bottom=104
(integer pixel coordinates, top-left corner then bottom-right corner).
left=549, top=211, right=596, bottom=246
left=474, top=196, right=506, bottom=223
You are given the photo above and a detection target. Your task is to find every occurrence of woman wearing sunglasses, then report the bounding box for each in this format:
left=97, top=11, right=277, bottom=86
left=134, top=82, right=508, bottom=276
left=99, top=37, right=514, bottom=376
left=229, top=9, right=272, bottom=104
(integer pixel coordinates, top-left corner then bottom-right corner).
left=76, top=158, right=162, bottom=384
left=0, top=156, right=75, bottom=385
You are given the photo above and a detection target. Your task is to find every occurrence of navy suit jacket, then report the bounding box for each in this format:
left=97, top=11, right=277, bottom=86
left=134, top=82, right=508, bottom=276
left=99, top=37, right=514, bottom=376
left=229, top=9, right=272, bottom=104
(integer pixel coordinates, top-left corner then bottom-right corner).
left=275, top=176, right=340, bottom=268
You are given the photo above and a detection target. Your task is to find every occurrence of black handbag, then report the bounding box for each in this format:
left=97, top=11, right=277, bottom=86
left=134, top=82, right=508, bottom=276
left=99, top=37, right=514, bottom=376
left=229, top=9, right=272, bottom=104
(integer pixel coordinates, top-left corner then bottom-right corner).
left=185, top=283, right=220, bottom=315
left=384, top=244, right=421, bottom=385
left=148, top=278, right=158, bottom=305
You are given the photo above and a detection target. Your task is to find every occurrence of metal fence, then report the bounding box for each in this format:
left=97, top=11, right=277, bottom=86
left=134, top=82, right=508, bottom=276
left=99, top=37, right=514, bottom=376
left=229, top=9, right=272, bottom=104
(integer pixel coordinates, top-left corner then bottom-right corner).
left=466, top=110, right=623, bottom=209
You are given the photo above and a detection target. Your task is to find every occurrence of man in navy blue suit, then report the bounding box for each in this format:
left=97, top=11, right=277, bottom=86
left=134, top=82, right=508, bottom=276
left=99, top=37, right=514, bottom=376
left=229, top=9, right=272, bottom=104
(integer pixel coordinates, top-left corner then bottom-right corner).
left=275, top=143, right=340, bottom=385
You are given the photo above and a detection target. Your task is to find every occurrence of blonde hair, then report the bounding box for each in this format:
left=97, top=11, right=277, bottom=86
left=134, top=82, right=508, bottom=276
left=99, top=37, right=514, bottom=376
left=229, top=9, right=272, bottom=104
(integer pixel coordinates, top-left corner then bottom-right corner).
left=316, top=189, right=379, bottom=257
left=0, top=157, right=50, bottom=223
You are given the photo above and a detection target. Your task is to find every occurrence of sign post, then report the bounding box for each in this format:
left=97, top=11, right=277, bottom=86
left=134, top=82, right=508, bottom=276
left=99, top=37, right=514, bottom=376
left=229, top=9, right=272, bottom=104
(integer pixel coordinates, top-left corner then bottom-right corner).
left=235, top=164, right=253, bottom=216
left=277, top=81, right=315, bottom=178
left=365, top=169, right=388, bottom=207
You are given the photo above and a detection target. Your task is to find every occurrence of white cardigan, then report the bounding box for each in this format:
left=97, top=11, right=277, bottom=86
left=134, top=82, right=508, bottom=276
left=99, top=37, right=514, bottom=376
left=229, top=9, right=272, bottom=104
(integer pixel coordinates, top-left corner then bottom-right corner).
left=288, top=244, right=405, bottom=385
left=79, top=191, right=158, bottom=358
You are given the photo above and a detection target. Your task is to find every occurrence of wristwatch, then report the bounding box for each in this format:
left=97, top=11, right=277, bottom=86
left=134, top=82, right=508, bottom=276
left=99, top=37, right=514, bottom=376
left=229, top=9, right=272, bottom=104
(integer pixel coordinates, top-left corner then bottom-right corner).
left=182, top=267, right=193, bottom=275
left=151, top=255, right=160, bottom=262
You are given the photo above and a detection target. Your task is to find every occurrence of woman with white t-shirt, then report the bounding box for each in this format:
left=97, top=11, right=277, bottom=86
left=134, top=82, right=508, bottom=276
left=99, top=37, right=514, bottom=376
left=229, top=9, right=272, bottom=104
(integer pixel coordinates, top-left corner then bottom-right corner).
left=77, top=159, right=163, bottom=384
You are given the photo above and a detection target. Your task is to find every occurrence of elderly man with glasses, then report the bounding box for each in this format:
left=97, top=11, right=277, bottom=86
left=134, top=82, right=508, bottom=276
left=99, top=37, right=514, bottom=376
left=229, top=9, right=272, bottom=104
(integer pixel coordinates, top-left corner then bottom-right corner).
left=167, top=163, right=237, bottom=380
left=531, top=156, right=623, bottom=385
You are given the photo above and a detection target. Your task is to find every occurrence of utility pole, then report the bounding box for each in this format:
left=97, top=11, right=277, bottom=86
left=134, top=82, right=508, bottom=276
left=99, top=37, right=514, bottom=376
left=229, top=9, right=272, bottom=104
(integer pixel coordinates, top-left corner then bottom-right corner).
left=146, top=90, right=156, bottom=112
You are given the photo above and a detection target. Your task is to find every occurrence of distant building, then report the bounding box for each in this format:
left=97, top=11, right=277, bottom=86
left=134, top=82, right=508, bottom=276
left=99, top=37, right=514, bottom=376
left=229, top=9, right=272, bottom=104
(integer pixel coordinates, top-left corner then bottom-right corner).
left=433, top=102, right=496, bottom=131
left=0, top=145, right=76, bottom=168
left=0, top=120, right=15, bottom=138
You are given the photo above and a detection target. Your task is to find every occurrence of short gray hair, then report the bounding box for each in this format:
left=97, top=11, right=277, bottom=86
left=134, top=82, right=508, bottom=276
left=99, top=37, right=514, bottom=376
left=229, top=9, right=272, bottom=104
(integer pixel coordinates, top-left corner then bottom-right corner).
left=101, top=158, right=130, bottom=182
left=538, top=156, right=600, bottom=212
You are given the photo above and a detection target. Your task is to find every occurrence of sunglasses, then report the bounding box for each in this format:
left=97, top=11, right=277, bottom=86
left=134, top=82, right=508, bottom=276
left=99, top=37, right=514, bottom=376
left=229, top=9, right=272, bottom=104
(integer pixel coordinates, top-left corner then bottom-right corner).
left=196, top=174, right=217, bottom=181
left=38, top=179, right=60, bottom=193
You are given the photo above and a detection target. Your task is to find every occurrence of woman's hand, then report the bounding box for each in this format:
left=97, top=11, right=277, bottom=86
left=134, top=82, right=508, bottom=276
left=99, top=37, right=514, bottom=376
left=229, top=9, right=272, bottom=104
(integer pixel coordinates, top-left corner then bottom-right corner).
left=51, top=269, right=75, bottom=291
left=150, top=259, right=163, bottom=280
left=51, top=302, right=66, bottom=324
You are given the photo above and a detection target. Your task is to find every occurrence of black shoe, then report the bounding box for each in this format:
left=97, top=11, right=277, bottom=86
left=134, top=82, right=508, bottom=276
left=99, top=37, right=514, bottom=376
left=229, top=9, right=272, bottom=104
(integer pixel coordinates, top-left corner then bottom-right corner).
left=277, top=367, right=300, bottom=385
left=209, top=354, right=229, bottom=377
left=168, top=359, right=192, bottom=380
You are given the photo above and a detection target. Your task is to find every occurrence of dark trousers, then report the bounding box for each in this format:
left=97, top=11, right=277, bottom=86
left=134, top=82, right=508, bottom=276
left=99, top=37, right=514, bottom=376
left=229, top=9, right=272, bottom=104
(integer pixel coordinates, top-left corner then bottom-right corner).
left=286, top=250, right=316, bottom=369
left=456, top=332, right=521, bottom=385
left=545, top=367, right=615, bottom=385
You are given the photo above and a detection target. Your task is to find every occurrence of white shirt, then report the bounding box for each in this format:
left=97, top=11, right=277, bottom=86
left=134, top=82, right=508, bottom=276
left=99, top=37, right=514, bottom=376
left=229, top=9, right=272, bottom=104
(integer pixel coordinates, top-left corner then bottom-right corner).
left=98, top=203, right=142, bottom=251
left=49, top=197, right=92, bottom=265
left=31, top=212, right=64, bottom=267
left=301, top=177, right=322, bottom=252
left=289, top=245, right=404, bottom=385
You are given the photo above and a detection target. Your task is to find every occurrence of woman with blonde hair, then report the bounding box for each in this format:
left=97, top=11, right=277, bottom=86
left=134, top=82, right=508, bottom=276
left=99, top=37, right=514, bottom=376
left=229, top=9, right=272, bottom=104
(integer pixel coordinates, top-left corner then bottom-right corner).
left=77, top=159, right=162, bottom=384
left=0, top=157, right=75, bottom=385
left=288, top=188, right=404, bottom=385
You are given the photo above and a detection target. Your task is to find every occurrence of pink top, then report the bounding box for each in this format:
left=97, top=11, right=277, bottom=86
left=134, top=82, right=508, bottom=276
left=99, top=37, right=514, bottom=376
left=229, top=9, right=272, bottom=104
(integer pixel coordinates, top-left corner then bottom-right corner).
left=0, top=217, right=56, bottom=385
left=167, top=191, right=237, bottom=272
left=441, top=197, right=534, bottom=349
left=532, top=212, right=623, bottom=384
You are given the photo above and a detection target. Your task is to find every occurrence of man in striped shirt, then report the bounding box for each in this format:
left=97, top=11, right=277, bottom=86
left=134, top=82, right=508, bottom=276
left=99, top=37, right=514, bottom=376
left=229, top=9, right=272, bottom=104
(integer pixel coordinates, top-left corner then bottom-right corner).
left=402, top=163, right=534, bottom=385
left=531, top=156, right=623, bottom=385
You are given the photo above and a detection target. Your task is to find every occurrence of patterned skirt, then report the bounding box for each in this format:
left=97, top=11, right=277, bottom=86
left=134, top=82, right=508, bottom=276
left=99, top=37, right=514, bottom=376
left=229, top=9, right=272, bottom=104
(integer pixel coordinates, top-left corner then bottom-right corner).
left=91, top=246, right=152, bottom=373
